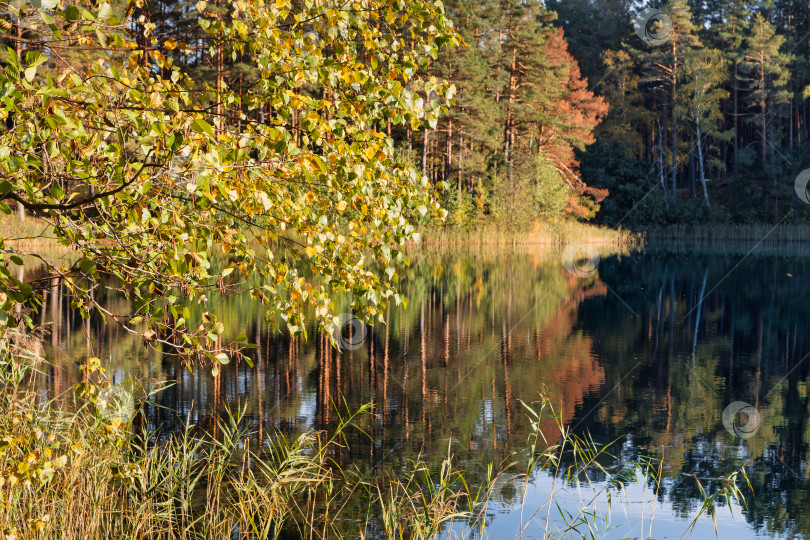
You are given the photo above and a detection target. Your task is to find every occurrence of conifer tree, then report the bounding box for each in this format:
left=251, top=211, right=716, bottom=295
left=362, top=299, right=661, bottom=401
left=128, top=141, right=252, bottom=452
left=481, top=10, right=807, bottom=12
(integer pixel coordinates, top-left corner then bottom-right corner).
left=740, top=12, right=792, bottom=169
left=681, top=47, right=730, bottom=207
left=713, top=0, right=749, bottom=169
left=645, top=0, right=701, bottom=201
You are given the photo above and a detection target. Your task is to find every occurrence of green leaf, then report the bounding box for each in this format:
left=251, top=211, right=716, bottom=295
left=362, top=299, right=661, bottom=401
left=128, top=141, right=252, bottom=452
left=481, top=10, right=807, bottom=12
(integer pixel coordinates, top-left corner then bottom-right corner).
left=311, top=155, right=327, bottom=174
left=97, top=2, right=112, bottom=20
left=25, top=51, right=48, bottom=69
left=95, top=29, right=107, bottom=48
left=64, top=5, right=81, bottom=20
left=215, top=352, right=229, bottom=364
left=191, top=118, right=215, bottom=138
left=167, top=132, right=183, bottom=150
left=79, top=259, right=96, bottom=275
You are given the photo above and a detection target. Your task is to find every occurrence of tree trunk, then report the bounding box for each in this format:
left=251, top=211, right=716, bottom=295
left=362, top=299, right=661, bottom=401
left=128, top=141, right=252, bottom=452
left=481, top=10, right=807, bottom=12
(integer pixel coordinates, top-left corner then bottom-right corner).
left=421, top=128, right=429, bottom=174
left=696, top=114, right=710, bottom=207
left=658, top=121, right=669, bottom=208
left=15, top=23, right=24, bottom=222
left=790, top=100, right=794, bottom=150
left=760, top=65, right=767, bottom=169
left=447, top=116, right=453, bottom=186
left=689, top=149, right=696, bottom=198
left=215, top=0, right=223, bottom=136
left=733, top=62, right=739, bottom=168
left=504, top=46, right=517, bottom=160
left=671, top=43, right=678, bottom=202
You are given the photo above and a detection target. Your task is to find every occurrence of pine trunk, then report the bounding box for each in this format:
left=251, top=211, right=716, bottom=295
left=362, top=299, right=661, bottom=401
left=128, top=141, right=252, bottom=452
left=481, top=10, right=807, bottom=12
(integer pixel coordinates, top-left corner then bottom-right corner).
left=671, top=44, right=678, bottom=202
left=696, top=114, right=710, bottom=207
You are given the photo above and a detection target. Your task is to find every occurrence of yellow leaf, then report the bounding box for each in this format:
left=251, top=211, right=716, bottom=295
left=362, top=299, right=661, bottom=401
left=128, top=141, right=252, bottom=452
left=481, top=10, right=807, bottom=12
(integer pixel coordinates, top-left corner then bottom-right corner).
left=305, top=246, right=318, bottom=258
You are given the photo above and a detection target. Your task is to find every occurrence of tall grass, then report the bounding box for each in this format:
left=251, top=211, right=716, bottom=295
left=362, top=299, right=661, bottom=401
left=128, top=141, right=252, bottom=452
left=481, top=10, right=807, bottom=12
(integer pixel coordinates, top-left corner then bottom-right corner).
left=0, top=331, right=750, bottom=539
left=495, top=398, right=751, bottom=539
left=644, top=224, right=810, bottom=244
left=420, top=221, right=640, bottom=247
left=0, top=214, right=58, bottom=243
left=0, top=332, right=484, bottom=539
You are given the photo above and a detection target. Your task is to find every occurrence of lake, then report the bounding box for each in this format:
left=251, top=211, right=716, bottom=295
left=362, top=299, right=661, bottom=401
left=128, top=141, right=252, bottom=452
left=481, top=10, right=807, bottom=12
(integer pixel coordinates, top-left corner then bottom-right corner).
left=31, top=243, right=810, bottom=539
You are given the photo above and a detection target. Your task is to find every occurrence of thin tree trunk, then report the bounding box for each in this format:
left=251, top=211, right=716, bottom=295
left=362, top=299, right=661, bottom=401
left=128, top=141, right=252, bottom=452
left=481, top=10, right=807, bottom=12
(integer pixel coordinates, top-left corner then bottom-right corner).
left=447, top=117, right=455, bottom=196
left=422, top=128, right=429, bottom=174
left=760, top=65, right=767, bottom=168
left=658, top=121, right=669, bottom=208
left=15, top=23, right=24, bottom=221
left=689, top=149, right=696, bottom=198
left=671, top=43, right=678, bottom=202
left=733, top=62, right=739, bottom=168
left=215, top=0, right=223, bottom=136
left=696, top=114, right=710, bottom=207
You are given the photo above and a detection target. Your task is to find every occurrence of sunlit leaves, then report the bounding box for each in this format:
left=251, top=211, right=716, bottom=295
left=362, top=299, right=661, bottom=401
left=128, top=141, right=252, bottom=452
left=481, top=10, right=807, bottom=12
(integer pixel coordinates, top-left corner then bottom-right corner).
left=0, top=0, right=458, bottom=363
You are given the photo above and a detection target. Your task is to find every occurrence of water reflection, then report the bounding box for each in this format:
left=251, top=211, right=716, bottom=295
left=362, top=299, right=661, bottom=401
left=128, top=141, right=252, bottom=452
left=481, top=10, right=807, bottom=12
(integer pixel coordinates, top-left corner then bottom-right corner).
left=26, top=245, right=810, bottom=538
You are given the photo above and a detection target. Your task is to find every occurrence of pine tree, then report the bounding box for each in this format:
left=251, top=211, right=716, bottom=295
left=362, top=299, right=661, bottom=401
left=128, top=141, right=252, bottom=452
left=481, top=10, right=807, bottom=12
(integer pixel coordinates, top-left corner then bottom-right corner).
left=540, top=27, right=609, bottom=217
left=545, top=0, right=634, bottom=85
left=644, top=0, right=702, bottom=201
left=739, top=13, right=792, bottom=170
left=598, top=48, right=652, bottom=161
left=681, top=47, right=730, bottom=207
left=713, top=0, right=749, bottom=170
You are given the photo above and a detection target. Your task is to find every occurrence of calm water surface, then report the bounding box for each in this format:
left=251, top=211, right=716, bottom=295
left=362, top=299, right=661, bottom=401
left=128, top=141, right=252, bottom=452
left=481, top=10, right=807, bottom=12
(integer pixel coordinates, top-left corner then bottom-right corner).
left=32, top=244, right=810, bottom=539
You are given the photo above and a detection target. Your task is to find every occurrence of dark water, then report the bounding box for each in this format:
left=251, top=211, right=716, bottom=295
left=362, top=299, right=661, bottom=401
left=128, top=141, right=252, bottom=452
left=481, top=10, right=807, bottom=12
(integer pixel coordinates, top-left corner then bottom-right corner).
left=32, top=244, right=810, bottom=539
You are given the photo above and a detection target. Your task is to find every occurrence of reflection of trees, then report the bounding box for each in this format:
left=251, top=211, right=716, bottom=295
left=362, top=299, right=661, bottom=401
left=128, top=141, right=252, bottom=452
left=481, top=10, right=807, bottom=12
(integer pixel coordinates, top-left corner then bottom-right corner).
left=32, top=248, right=810, bottom=538
left=572, top=253, right=810, bottom=538
left=35, top=247, right=609, bottom=469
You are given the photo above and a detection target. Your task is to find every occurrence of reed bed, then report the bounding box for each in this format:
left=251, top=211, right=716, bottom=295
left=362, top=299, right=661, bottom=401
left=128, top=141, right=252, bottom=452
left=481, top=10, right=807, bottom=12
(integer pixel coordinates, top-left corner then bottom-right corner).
left=0, top=336, right=484, bottom=540
left=644, top=224, right=810, bottom=244
left=0, top=329, right=750, bottom=539
left=421, top=222, right=640, bottom=248
left=0, top=215, right=58, bottom=243
left=1, top=215, right=74, bottom=270
left=641, top=224, right=810, bottom=257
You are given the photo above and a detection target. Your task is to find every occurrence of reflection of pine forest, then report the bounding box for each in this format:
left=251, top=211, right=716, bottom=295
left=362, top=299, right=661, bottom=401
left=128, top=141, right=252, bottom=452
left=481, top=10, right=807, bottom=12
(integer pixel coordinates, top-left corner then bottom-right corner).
left=22, top=249, right=810, bottom=537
